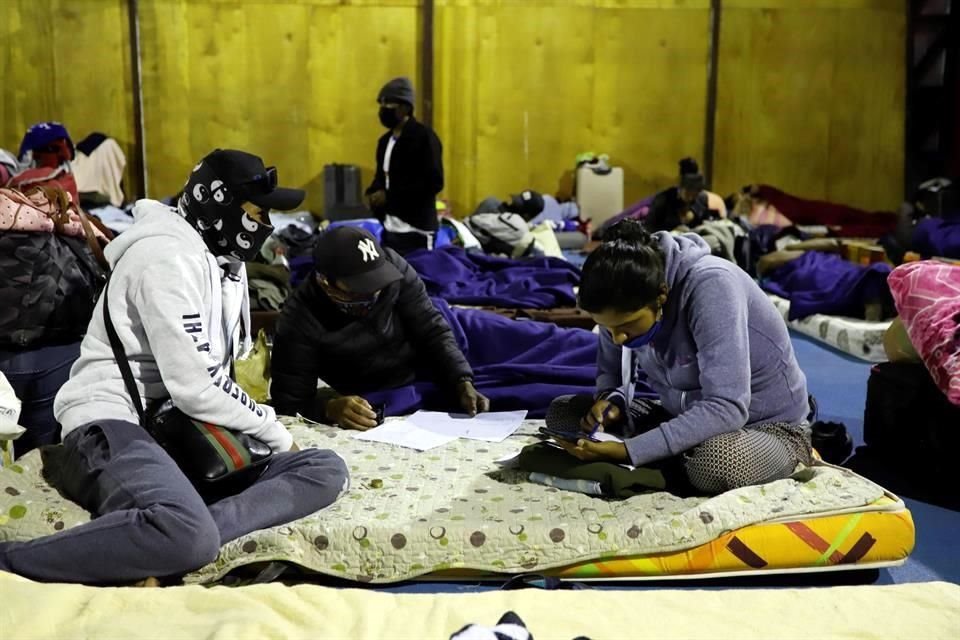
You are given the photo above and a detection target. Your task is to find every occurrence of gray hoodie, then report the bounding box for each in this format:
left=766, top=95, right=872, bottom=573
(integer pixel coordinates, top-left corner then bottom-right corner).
left=597, top=232, right=808, bottom=466
left=54, top=200, right=292, bottom=452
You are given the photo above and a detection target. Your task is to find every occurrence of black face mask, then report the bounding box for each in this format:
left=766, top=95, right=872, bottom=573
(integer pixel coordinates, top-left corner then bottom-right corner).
left=319, top=277, right=379, bottom=317
left=378, top=106, right=401, bottom=129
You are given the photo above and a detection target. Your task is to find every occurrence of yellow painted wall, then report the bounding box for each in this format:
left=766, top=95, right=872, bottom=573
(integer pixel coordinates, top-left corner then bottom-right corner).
left=3, top=0, right=905, bottom=215
left=435, top=0, right=711, bottom=216
left=0, top=0, right=136, bottom=196
left=139, top=0, right=421, bottom=212
left=713, top=0, right=906, bottom=211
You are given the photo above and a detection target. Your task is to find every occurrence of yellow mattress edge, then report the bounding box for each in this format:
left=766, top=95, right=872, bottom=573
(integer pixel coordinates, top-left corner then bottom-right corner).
left=428, top=494, right=915, bottom=580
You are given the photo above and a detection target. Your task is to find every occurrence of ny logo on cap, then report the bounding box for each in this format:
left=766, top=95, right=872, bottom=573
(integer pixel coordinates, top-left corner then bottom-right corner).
left=358, top=238, right=379, bottom=262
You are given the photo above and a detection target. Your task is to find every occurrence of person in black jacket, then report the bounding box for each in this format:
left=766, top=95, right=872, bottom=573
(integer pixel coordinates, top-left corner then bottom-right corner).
left=271, top=226, right=489, bottom=429
left=365, top=77, right=444, bottom=254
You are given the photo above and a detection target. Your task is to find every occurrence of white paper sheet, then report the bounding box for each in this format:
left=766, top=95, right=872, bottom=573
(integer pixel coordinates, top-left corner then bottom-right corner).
left=406, top=410, right=528, bottom=443
left=592, top=431, right=623, bottom=443
left=351, top=419, right=457, bottom=452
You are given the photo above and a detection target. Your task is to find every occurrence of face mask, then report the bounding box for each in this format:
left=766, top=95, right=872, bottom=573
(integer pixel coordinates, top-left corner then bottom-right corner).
left=379, top=106, right=401, bottom=129
left=320, top=277, right=379, bottom=317
left=622, top=305, right=664, bottom=349
left=178, top=161, right=274, bottom=262
left=334, top=298, right=377, bottom=317
left=623, top=320, right=661, bottom=349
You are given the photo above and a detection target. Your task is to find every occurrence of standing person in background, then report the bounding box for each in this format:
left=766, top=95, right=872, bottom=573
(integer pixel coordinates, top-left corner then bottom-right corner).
left=366, top=77, right=444, bottom=255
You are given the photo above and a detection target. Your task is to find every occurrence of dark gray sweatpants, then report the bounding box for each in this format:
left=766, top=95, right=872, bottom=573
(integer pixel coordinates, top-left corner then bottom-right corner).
left=0, top=419, right=348, bottom=584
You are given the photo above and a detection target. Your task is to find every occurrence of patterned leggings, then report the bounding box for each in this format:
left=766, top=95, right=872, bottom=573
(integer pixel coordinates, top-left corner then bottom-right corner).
left=546, top=394, right=813, bottom=495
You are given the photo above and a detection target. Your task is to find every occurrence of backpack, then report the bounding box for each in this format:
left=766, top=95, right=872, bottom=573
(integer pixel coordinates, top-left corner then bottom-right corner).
left=0, top=187, right=108, bottom=348
left=863, top=362, right=960, bottom=487
left=466, top=212, right=539, bottom=258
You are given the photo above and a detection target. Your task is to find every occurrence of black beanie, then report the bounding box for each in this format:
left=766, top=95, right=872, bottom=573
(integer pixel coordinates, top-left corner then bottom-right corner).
left=378, top=77, right=415, bottom=107
left=679, top=157, right=704, bottom=190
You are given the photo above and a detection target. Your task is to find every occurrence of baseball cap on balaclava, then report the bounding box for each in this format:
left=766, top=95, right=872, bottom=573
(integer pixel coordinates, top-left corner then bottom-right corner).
left=177, top=149, right=305, bottom=261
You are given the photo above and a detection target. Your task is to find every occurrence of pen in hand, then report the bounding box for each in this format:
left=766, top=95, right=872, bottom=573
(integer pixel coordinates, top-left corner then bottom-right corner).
left=588, top=404, right=615, bottom=439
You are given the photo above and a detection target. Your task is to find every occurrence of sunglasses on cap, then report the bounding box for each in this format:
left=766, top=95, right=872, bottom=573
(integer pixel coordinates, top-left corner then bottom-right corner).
left=242, top=166, right=278, bottom=192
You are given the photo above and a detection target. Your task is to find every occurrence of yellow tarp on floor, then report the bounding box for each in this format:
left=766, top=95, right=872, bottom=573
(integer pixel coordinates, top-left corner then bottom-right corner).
left=1, top=572, right=958, bottom=640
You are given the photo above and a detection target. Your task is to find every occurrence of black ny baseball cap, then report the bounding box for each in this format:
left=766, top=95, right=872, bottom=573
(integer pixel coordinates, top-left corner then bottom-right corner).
left=202, top=149, right=305, bottom=211
left=313, top=226, right=403, bottom=294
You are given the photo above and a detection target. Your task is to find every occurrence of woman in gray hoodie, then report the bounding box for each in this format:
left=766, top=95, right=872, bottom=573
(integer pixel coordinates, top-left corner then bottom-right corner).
left=548, top=221, right=812, bottom=494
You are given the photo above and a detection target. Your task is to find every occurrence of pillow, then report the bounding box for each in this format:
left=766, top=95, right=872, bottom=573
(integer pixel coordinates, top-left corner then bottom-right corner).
left=887, top=261, right=960, bottom=405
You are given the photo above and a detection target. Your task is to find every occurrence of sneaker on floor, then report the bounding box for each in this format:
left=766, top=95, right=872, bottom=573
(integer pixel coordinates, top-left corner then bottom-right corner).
left=811, top=421, right=853, bottom=465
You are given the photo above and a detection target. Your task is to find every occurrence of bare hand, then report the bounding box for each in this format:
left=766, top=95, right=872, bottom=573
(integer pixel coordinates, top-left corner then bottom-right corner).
left=326, top=396, right=378, bottom=431
left=457, top=380, right=490, bottom=417
left=556, top=439, right=629, bottom=463
left=368, top=190, right=387, bottom=209
left=579, top=398, right=621, bottom=433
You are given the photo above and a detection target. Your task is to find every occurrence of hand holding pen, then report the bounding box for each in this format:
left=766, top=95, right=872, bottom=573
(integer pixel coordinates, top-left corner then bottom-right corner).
left=580, top=398, right=622, bottom=436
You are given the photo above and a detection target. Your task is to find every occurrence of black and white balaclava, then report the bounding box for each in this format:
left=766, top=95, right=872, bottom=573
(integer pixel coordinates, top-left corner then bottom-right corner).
left=177, top=160, right=273, bottom=262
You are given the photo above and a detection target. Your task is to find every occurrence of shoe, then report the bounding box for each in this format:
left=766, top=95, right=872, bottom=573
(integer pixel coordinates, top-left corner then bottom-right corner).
left=811, top=421, right=853, bottom=464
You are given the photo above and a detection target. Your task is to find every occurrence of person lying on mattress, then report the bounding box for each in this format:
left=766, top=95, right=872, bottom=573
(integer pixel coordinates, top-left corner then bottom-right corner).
left=644, top=157, right=727, bottom=233
left=271, top=226, right=490, bottom=430
left=0, top=150, right=349, bottom=585
left=546, top=220, right=813, bottom=495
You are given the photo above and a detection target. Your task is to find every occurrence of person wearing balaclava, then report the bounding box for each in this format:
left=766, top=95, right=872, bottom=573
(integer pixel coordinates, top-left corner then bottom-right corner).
left=0, top=150, right=349, bottom=585
left=644, top=157, right=728, bottom=233
left=365, top=77, right=445, bottom=255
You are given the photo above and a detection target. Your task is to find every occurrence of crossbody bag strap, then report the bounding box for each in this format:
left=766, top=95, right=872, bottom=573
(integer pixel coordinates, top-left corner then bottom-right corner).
left=77, top=210, right=110, bottom=271
left=101, top=278, right=146, bottom=425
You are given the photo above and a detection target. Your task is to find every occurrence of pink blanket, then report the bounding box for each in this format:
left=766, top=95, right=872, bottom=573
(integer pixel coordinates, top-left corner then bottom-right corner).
left=888, top=261, right=960, bottom=405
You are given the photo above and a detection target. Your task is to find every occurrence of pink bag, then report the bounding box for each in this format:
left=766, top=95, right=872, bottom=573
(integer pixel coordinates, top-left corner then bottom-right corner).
left=0, top=186, right=105, bottom=239
left=888, top=261, right=960, bottom=405
left=5, top=165, right=80, bottom=206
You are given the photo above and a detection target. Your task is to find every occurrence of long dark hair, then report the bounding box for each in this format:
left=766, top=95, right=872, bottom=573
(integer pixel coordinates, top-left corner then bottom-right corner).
left=578, top=220, right=666, bottom=313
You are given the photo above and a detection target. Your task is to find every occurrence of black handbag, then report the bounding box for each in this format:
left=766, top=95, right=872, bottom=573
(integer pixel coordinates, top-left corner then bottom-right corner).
left=101, top=278, right=273, bottom=489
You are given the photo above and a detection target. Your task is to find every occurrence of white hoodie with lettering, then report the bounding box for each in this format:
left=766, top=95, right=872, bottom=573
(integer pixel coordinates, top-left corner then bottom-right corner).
left=54, top=199, right=293, bottom=452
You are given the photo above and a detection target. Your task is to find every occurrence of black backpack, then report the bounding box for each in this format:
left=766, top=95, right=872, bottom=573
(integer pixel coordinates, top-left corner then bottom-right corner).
left=0, top=230, right=107, bottom=348
left=863, top=362, right=960, bottom=484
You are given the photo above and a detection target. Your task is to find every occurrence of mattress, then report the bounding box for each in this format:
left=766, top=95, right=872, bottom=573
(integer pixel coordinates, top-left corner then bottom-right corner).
left=438, top=495, right=913, bottom=581
left=4, top=574, right=959, bottom=640
left=767, top=293, right=891, bottom=362
left=0, top=419, right=914, bottom=585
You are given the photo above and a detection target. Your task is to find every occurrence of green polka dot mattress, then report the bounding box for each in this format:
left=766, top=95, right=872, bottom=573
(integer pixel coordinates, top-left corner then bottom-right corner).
left=0, top=419, right=914, bottom=583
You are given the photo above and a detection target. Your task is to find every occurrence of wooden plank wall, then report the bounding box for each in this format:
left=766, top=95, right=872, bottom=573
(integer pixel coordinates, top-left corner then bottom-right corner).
left=0, top=0, right=136, bottom=197
left=2, top=0, right=905, bottom=214
left=713, top=0, right=906, bottom=211
left=435, top=0, right=711, bottom=216
left=138, top=0, right=421, bottom=212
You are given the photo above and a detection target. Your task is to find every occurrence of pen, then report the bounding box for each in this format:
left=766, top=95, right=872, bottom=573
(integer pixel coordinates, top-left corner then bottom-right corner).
left=589, top=404, right=614, bottom=439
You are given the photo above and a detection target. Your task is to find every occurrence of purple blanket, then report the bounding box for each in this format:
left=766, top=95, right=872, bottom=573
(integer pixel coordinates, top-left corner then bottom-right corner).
left=762, top=251, right=892, bottom=320
left=913, top=217, right=960, bottom=259
left=364, top=299, right=656, bottom=418
left=595, top=194, right=655, bottom=238
left=404, top=246, right=581, bottom=309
